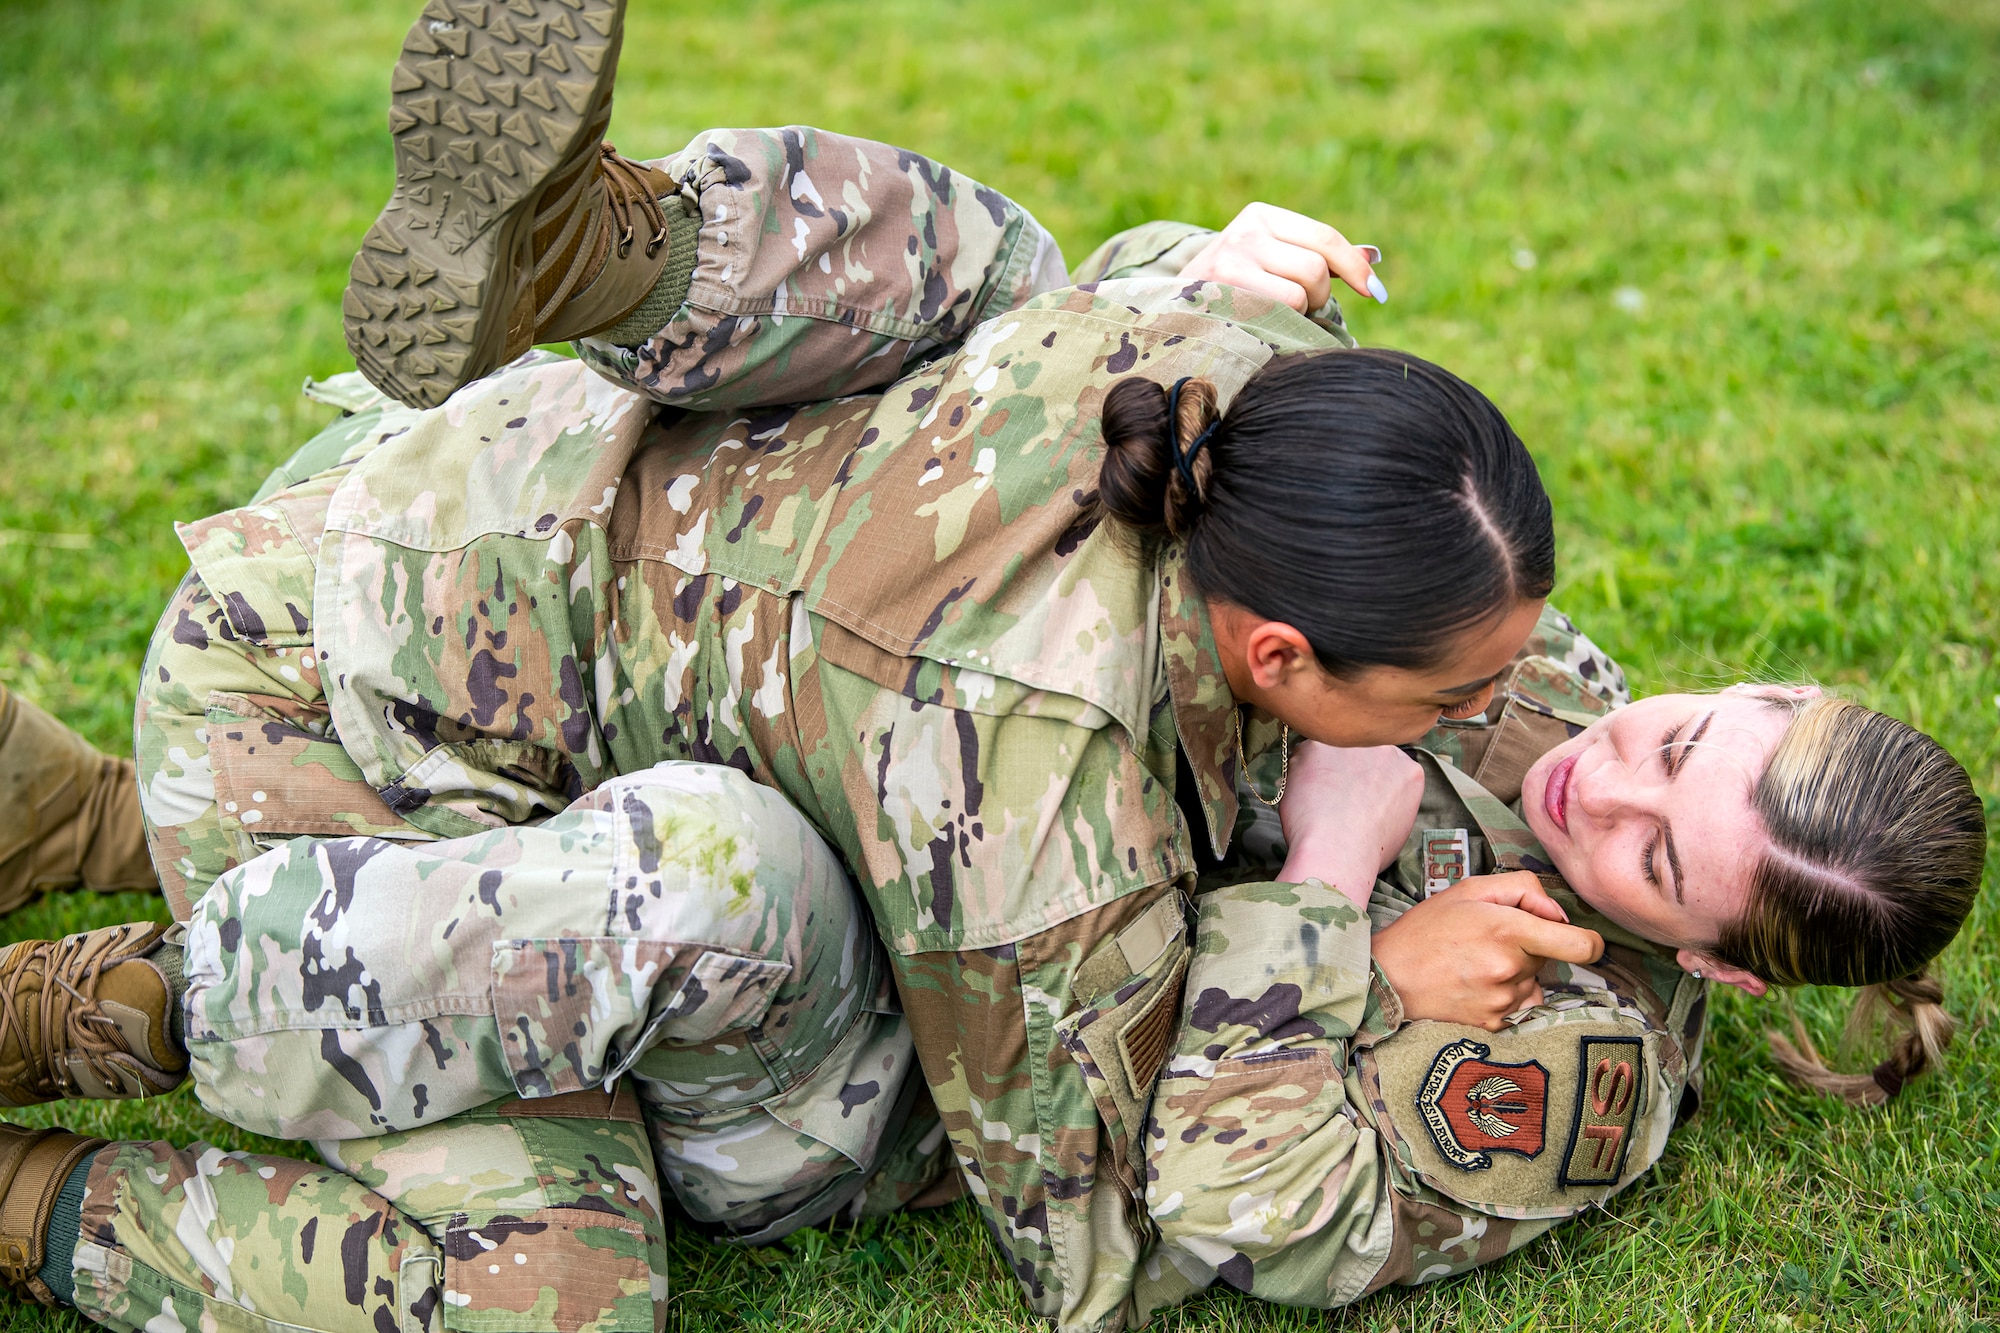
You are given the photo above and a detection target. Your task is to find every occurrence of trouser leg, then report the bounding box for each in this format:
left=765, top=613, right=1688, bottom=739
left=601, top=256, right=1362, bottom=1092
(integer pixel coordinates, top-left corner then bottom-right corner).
left=70, top=1138, right=439, bottom=1333
left=318, top=1088, right=668, bottom=1332
left=135, top=574, right=328, bottom=921
left=69, top=1089, right=669, bottom=1333
left=0, top=682, right=155, bottom=914
left=184, top=761, right=923, bottom=1237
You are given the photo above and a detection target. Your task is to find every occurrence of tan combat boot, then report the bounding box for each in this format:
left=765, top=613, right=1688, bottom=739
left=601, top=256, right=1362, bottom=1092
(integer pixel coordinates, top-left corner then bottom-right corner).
left=0, top=1124, right=106, bottom=1304
left=0, top=683, right=158, bottom=915
left=0, top=921, right=186, bottom=1106
left=343, top=0, right=686, bottom=409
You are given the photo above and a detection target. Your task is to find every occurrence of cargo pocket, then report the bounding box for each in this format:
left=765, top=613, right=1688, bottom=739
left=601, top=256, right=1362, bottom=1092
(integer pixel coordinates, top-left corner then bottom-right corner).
left=651, top=1008, right=921, bottom=1246
left=204, top=692, right=424, bottom=841
left=449, top=1086, right=663, bottom=1333
left=492, top=939, right=790, bottom=1099
left=440, top=1207, right=655, bottom=1333
left=653, top=949, right=793, bottom=1045
left=1053, top=891, right=1191, bottom=1214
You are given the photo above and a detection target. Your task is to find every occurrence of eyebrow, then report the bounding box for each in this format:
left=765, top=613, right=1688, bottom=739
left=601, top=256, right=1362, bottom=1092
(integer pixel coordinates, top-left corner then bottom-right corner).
left=1663, top=823, right=1685, bottom=904
left=1672, top=710, right=1716, bottom=775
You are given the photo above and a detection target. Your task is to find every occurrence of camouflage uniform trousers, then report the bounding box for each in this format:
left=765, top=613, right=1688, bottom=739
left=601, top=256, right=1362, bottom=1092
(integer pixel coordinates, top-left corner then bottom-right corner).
left=74, top=761, right=936, bottom=1332
left=135, top=565, right=375, bottom=923
left=74, top=1089, right=667, bottom=1333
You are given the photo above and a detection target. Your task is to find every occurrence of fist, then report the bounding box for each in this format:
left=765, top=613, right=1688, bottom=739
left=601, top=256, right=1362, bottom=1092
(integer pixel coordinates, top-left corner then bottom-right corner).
left=1277, top=743, right=1424, bottom=910
left=1372, top=872, right=1605, bottom=1031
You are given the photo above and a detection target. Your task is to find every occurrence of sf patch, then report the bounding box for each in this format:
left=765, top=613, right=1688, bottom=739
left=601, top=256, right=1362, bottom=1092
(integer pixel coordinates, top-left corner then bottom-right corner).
left=1560, top=1035, right=1642, bottom=1186
left=1415, top=1037, right=1548, bottom=1170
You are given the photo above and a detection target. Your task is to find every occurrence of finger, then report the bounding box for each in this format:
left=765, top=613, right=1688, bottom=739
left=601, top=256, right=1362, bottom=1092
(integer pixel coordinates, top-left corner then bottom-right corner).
left=1503, top=877, right=1571, bottom=925
left=1173, top=234, right=1227, bottom=284
left=1202, top=252, right=1312, bottom=313
left=1245, top=203, right=1383, bottom=303
left=1230, top=234, right=1334, bottom=312
left=1507, top=915, right=1606, bottom=966
left=1452, top=871, right=1567, bottom=921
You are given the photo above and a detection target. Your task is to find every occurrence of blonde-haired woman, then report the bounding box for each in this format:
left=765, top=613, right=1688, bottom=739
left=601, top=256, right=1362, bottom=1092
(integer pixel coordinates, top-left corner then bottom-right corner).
left=1134, top=660, right=1984, bottom=1313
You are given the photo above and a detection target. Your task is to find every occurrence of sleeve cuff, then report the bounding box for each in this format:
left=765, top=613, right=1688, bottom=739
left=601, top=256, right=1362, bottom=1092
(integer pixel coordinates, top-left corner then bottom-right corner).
left=1353, top=961, right=1407, bottom=1050
left=1068, top=221, right=1217, bottom=284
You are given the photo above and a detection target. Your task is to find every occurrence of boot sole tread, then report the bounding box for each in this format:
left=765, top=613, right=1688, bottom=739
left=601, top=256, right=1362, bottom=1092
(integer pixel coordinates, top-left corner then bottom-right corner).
left=344, top=0, right=625, bottom=409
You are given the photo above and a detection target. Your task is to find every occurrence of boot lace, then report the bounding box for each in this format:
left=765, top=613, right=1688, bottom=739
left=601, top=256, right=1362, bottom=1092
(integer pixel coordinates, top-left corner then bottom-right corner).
left=0, top=925, right=154, bottom=1099
left=599, top=143, right=672, bottom=260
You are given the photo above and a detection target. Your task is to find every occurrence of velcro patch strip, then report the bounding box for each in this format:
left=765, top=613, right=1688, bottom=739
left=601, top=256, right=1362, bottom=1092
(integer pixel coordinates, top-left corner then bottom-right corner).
left=1560, top=1034, right=1643, bottom=1187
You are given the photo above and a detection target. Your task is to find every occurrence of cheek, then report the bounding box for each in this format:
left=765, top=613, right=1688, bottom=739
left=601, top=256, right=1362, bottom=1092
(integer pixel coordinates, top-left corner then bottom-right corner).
left=1575, top=832, right=1641, bottom=907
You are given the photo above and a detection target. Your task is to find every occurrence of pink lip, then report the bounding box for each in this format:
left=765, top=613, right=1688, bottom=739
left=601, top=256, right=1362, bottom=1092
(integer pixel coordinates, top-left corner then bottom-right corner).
left=1545, top=754, right=1576, bottom=834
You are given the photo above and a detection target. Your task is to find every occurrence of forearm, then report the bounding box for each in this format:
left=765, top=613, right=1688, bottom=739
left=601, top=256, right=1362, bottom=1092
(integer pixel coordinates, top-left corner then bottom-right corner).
left=1141, top=879, right=1398, bottom=1312
left=1279, top=832, right=1386, bottom=913
left=576, top=127, right=1068, bottom=410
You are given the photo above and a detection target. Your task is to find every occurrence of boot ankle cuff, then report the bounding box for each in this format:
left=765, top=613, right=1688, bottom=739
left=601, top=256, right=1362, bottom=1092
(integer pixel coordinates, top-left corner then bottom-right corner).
left=0, top=1130, right=106, bottom=1303
left=598, top=204, right=702, bottom=348
left=35, top=1154, right=91, bottom=1306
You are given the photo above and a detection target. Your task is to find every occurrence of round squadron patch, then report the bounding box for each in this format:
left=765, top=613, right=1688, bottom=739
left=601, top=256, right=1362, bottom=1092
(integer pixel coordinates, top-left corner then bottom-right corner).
left=1415, top=1037, right=1549, bottom=1170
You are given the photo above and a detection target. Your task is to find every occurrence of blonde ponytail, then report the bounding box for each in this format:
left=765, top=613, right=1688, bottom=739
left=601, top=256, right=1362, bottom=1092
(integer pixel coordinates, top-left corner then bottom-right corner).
left=1765, top=971, right=1957, bottom=1106
left=1713, top=694, right=1983, bottom=1107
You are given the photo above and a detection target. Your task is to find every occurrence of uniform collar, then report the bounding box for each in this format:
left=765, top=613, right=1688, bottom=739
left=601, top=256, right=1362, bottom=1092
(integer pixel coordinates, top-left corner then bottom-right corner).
left=1157, top=543, right=1286, bottom=858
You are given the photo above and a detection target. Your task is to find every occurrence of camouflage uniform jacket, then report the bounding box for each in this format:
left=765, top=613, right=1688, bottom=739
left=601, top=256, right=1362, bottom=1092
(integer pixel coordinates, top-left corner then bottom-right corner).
left=171, top=126, right=1352, bottom=1330
left=1137, top=641, right=1708, bottom=1315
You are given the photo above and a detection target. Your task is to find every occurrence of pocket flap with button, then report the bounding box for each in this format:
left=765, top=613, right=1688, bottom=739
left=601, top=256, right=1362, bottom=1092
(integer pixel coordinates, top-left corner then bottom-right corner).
left=651, top=949, right=792, bottom=1046
left=204, top=695, right=420, bottom=840
left=1054, top=892, right=1190, bottom=1199
left=177, top=505, right=318, bottom=648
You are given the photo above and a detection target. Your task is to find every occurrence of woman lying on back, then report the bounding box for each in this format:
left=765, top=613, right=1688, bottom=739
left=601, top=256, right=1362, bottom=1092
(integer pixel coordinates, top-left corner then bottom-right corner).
left=1080, top=382, right=1985, bottom=1314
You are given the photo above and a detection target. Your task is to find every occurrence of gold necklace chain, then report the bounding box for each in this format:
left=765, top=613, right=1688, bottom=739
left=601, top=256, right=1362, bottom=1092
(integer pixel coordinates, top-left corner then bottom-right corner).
left=1234, top=709, right=1290, bottom=807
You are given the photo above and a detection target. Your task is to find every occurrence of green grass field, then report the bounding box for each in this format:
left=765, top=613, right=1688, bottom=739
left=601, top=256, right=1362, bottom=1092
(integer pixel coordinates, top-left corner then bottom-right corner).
left=2, top=0, right=1997, bottom=1328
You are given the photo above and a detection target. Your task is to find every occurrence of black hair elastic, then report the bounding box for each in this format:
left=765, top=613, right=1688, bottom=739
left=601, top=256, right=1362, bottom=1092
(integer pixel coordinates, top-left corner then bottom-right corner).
left=1165, top=377, right=1218, bottom=494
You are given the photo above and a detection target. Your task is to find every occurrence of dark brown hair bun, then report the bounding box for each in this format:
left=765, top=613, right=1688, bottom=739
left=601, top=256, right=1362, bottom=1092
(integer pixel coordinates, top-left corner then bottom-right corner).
left=1097, top=376, right=1220, bottom=539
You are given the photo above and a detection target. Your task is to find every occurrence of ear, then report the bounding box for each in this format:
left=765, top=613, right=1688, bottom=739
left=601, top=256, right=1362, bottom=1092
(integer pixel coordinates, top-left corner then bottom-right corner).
left=1676, top=947, right=1768, bottom=997
left=1722, top=682, right=1822, bottom=704
left=1240, top=620, right=1317, bottom=692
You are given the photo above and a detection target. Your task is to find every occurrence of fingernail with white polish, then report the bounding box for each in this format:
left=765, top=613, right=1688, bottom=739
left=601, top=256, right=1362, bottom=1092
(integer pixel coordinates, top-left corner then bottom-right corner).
left=1358, top=245, right=1382, bottom=263
left=1367, top=273, right=1389, bottom=304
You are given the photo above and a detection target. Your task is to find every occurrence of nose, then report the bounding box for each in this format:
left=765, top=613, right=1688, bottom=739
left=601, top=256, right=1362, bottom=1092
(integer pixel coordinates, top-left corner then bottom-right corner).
left=1571, top=750, right=1662, bottom=822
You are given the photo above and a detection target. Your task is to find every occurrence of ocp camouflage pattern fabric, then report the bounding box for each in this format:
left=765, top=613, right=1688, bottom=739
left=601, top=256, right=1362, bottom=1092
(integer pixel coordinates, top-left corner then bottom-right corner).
left=181, top=762, right=912, bottom=1217
left=118, top=123, right=1705, bottom=1331
left=73, top=1087, right=666, bottom=1333
left=573, top=127, right=1071, bottom=410
left=80, top=763, right=936, bottom=1333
